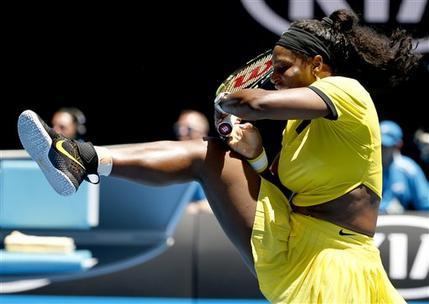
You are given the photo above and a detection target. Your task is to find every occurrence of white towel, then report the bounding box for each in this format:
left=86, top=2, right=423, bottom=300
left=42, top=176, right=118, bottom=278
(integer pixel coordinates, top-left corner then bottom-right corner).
left=4, top=231, right=76, bottom=253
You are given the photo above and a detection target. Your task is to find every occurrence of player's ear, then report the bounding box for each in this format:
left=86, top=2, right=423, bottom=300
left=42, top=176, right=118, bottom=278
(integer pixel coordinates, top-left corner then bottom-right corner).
left=312, top=55, right=324, bottom=78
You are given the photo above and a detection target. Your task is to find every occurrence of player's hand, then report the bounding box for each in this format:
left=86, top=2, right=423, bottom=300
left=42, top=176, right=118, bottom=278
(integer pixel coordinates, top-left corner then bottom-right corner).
left=214, top=92, right=241, bottom=138
left=226, top=122, right=263, bottom=159
left=214, top=111, right=241, bottom=138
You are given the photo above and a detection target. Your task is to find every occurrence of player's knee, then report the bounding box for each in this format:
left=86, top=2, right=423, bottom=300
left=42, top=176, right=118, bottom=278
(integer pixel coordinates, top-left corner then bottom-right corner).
left=187, top=137, right=227, bottom=176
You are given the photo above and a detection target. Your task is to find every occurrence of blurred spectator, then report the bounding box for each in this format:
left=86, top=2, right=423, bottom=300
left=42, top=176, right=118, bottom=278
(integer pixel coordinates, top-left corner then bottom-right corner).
left=51, top=107, right=87, bottom=141
left=414, top=128, right=429, bottom=163
left=173, top=109, right=209, bottom=141
left=380, top=120, right=429, bottom=214
left=174, top=110, right=211, bottom=213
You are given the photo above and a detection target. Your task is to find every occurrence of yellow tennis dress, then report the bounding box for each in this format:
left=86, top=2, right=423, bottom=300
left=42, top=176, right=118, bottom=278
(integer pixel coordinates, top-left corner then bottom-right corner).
left=251, top=76, right=405, bottom=303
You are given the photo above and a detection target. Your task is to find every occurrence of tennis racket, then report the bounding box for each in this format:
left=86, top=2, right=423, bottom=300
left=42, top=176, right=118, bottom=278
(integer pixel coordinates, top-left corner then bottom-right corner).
left=215, top=49, right=273, bottom=137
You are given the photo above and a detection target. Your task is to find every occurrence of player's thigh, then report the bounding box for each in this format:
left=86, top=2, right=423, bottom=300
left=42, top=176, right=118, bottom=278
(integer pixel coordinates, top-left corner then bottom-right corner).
left=191, top=138, right=260, bottom=266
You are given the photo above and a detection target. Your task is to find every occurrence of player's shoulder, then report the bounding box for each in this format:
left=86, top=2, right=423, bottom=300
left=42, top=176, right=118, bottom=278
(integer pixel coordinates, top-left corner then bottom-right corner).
left=312, top=76, right=364, bottom=89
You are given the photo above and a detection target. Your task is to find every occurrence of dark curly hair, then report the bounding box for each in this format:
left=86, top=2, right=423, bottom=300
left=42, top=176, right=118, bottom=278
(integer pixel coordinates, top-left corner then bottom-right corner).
left=290, top=9, right=422, bottom=88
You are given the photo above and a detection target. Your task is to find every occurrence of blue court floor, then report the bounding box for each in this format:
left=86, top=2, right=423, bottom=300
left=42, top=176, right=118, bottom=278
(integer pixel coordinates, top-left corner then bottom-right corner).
left=0, top=295, right=269, bottom=304
left=0, top=295, right=428, bottom=304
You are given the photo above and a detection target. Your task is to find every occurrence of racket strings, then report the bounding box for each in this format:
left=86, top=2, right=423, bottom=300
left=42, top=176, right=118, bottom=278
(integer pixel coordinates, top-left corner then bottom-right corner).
left=223, top=54, right=273, bottom=93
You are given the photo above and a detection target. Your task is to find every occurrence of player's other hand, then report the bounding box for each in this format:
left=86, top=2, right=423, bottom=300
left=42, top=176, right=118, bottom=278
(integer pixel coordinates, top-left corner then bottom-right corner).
left=226, top=122, right=263, bottom=159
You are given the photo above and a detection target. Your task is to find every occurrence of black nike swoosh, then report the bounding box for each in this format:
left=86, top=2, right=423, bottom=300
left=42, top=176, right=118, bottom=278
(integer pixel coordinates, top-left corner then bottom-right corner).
left=339, top=229, right=355, bottom=236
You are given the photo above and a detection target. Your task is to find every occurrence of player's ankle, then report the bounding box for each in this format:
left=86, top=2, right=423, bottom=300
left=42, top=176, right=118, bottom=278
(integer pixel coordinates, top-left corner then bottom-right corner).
left=94, top=146, right=112, bottom=176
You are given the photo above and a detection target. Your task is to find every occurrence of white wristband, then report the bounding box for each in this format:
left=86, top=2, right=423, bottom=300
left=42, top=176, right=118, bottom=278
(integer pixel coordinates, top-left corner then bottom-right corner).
left=247, top=148, right=268, bottom=173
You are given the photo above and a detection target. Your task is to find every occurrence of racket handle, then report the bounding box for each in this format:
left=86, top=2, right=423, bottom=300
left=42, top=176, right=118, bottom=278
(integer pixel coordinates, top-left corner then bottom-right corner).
left=217, top=114, right=238, bottom=137
left=214, top=92, right=235, bottom=137
left=214, top=92, right=229, bottom=114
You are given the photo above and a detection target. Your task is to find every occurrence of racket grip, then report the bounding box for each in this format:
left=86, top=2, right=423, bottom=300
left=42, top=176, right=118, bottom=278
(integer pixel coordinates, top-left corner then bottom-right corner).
left=214, top=92, right=235, bottom=137
left=217, top=114, right=238, bottom=137
left=214, top=92, right=229, bottom=114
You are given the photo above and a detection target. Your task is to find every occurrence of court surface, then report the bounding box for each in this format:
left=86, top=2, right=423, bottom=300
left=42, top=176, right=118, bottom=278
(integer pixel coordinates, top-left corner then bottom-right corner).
left=0, top=295, right=269, bottom=304
left=1, top=295, right=428, bottom=304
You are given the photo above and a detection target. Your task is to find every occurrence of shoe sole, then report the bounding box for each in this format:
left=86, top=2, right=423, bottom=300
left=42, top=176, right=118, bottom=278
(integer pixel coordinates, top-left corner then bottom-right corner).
left=18, top=110, right=76, bottom=196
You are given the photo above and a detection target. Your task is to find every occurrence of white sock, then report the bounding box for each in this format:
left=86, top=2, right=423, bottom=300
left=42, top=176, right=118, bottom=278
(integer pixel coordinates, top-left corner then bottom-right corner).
left=94, top=146, right=113, bottom=176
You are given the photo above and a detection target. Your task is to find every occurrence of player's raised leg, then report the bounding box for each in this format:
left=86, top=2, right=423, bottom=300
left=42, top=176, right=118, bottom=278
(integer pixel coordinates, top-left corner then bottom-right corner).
left=18, top=110, right=260, bottom=269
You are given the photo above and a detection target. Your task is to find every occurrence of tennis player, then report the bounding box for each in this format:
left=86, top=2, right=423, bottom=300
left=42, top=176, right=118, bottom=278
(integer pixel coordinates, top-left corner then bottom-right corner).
left=18, top=9, right=420, bottom=303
